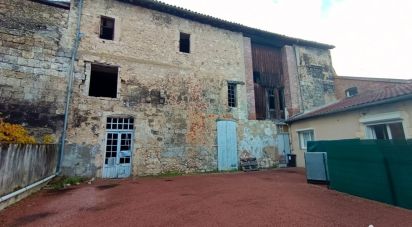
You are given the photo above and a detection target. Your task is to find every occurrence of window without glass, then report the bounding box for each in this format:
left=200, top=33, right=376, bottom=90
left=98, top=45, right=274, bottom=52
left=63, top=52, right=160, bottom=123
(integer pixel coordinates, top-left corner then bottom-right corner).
left=89, top=64, right=118, bottom=98
left=298, top=130, right=314, bottom=149
left=100, top=16, right=115, bottom=40
left=228, top=83, right=237, bottom=107
left=179, top=32, right=190, bottom=53
left=367, top=122, right=405, bottom=140
left=267, top=88, right=276, bottom=119
left=278, top=87, right=285, bottom=111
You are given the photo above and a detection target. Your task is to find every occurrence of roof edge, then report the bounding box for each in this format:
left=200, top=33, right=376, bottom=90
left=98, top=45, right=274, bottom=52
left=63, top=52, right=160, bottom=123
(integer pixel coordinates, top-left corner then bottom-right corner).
left=287, top=93, right=412, bottom=123
left=116, top=0, right=334, bottom=49
left=336, top=75, right=412, bottom=83
left=30, top=0, right=70, bottom=10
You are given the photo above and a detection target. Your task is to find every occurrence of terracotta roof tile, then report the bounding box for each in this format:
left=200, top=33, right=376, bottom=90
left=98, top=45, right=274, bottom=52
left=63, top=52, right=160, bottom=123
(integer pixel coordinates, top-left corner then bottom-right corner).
left=288, top=83, right=412, bottom=122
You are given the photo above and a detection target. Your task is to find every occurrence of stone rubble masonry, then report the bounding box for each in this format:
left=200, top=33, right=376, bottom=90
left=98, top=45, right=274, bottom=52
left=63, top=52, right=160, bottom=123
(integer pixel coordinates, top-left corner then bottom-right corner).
left=294, top=46, right=337, bottom=112
left=243, top=37, right=256, bottom=120
left=1, top=0, right=338, bottom=177
left=63, top=0, right=250, bottom=176
left=0, top=0, right=74, bottom=138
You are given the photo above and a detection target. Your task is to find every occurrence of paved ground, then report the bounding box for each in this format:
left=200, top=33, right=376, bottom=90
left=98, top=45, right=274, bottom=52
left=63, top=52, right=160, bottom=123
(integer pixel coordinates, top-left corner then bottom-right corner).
left=1, top=168, right=412, bottom=227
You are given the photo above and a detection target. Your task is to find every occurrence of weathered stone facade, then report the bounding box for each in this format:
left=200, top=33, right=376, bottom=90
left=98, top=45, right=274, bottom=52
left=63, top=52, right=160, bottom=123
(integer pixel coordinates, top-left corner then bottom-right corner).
left=0, top=0, right=73, bottom=138
left=293, top=46, right=336, bottom=112
left=1, top=0, right=338, bottom=177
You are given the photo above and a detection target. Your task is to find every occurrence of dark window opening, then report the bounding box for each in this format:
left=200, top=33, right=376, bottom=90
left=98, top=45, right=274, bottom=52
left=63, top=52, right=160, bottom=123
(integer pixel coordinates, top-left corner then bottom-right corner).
left=345, top=87, right=358, bottom=97
left=253, top=71, right=261, bottom=84
left=228, top=83, right=237, bottom=107
left=369, top=122, right=405, bottom=140
left=267, top=88, right=276, bottom=119
left=389, top=123, right=406, bottom=139
left=179, top=32, right=190, bottom=53
left=373, top=124, right=390, bottom=140
left=89, top=64, right=118, bottom=98
left=278, top=87, right=285, bottom=111
left=100, top=16, right=115, bottom=40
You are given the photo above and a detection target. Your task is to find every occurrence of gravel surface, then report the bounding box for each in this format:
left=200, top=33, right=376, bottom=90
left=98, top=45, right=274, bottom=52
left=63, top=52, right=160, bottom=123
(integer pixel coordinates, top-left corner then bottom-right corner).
left=1, top=168, right=411, bottom=226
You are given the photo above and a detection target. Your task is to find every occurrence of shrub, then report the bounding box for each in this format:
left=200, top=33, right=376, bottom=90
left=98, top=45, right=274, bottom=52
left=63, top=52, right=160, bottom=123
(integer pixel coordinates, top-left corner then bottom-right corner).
left=42, top=134, right=56, bottom=144
left=0, top=119, right=36, bottom=144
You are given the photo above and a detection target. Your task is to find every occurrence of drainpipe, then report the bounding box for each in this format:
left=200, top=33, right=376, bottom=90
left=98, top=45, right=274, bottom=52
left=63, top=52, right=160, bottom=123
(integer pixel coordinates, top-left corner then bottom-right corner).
left=57, top=0, right=84, bottom=174
left=0, top=175, right=56, bottom=203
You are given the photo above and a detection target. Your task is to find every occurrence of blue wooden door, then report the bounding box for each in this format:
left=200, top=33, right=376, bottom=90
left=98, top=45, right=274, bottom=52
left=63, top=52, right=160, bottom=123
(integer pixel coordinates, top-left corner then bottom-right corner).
left=102, top=117, right=134, bottom=178
left=217, top=120, right=238, bottom=171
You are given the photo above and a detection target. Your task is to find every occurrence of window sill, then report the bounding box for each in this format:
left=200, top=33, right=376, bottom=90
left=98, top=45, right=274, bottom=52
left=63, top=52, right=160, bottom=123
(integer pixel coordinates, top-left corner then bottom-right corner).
left=87, top=96, right=120, bottom=101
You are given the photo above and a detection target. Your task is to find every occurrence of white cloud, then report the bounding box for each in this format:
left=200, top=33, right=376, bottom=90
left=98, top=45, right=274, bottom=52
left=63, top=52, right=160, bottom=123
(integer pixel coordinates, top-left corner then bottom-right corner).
left=160, top=0, right=412, bottom=79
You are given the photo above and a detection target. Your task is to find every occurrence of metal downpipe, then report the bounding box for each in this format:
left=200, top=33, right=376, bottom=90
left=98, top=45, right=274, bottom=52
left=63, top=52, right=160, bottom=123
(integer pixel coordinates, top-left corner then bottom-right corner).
left=57, top=0, right=84, bottom=174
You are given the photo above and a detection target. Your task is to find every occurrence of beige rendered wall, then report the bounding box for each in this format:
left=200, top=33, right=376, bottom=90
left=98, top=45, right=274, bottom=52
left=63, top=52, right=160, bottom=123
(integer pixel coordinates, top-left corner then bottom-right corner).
left=290, top=100, right=412, bottom=167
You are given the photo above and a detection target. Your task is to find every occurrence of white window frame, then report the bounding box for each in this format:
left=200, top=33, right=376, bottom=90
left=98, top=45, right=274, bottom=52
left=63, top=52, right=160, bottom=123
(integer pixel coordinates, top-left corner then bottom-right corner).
left=365, top=121, right=405, bottom=140
left=360, top=112, right=405, bottom=140
left=297, top=129, right=315, bottom=150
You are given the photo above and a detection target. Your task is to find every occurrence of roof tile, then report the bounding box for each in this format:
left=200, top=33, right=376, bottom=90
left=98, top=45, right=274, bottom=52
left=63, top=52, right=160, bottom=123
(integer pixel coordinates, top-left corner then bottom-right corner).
left=288, top=83, right=412, bottom=122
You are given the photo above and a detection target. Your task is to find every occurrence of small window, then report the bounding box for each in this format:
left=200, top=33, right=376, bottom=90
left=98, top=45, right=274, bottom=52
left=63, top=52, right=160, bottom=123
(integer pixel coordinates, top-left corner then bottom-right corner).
left=367, top=122, right=405, bottom=140
left=298, top=130, right=314, bottom=149
left=228, top=83, right=237, bottom=107
left=179, top=32, right=190, bottom=53
left=100, top=16, right=115, bottom=40
left=89, top=64, right=118, bottom=98
left=345, top=87, right=358, bottom=97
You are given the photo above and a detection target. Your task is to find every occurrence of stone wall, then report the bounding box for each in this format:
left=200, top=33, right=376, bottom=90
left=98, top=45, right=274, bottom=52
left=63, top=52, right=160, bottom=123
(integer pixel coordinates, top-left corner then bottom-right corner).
left=238, top=120, right=280, bottom=168
left=0, top=0, right=73, bottom=139
left=62, top=0, right=250, bottom=176
left=1, top=0, right=339, bottom=177
left=294, top=46, right=336, bottom=112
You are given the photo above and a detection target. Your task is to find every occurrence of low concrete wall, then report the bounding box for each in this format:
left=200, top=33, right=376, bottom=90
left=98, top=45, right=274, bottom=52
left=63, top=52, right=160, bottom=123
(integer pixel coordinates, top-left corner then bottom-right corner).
left=0, top=144, right=58, bottom=197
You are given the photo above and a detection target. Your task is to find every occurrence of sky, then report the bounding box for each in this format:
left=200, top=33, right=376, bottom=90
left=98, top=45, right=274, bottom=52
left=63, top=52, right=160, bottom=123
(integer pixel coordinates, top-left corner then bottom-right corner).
left=156, top=0, right=412, bottom=79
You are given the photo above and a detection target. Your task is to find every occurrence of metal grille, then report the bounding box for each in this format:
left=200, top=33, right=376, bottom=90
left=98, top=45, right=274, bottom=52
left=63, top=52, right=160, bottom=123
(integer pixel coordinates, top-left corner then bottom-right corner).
left=228, top=83, right=237, bottom=107
left=106, top=117, right=134, bottom=130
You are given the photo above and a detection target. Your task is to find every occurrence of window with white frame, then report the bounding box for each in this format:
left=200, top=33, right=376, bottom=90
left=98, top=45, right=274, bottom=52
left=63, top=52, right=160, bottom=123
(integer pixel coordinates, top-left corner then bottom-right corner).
left=366, top=122, right=405, bottom=140
left=298, top=129, right=314, bottom=149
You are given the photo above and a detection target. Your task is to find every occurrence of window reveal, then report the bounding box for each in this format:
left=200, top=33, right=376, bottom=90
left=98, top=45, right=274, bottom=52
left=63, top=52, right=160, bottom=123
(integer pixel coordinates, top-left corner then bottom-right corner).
left=89, top=64, right=118, bottom=98
left=100, top=16, right=115, bottom=40
left=179, top=32, right=190, bottom=53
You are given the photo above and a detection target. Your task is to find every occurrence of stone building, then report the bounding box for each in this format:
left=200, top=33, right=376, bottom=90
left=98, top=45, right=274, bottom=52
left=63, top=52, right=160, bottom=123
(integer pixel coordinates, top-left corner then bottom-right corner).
left=0, top=0, right=337, bottom=177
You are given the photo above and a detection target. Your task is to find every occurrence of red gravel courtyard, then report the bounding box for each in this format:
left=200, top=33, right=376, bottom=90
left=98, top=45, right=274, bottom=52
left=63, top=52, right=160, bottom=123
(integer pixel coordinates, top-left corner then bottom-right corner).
left=1, top=168, right=411, bottom=226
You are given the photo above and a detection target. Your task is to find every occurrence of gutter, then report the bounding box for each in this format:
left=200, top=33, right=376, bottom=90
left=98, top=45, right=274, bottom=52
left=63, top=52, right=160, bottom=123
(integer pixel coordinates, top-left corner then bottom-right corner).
left=287, top=93, right=412, bottom=123
left=30, top=0, right=71, bottom=10
left=57, top=0, right=84, bottom=174
left=0, top=175, right=56, bottom=203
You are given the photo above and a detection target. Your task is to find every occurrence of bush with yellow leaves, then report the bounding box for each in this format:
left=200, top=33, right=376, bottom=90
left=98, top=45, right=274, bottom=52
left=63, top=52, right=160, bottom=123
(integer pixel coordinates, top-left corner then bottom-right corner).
left=0, top=119, right=36, bottom=144
left=42, top=134, right=56, bottom=144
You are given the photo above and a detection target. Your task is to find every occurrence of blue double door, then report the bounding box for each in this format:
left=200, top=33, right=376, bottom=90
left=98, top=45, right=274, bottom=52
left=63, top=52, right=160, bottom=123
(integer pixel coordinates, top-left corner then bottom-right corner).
left=217, top=120, right=238, bottom=171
